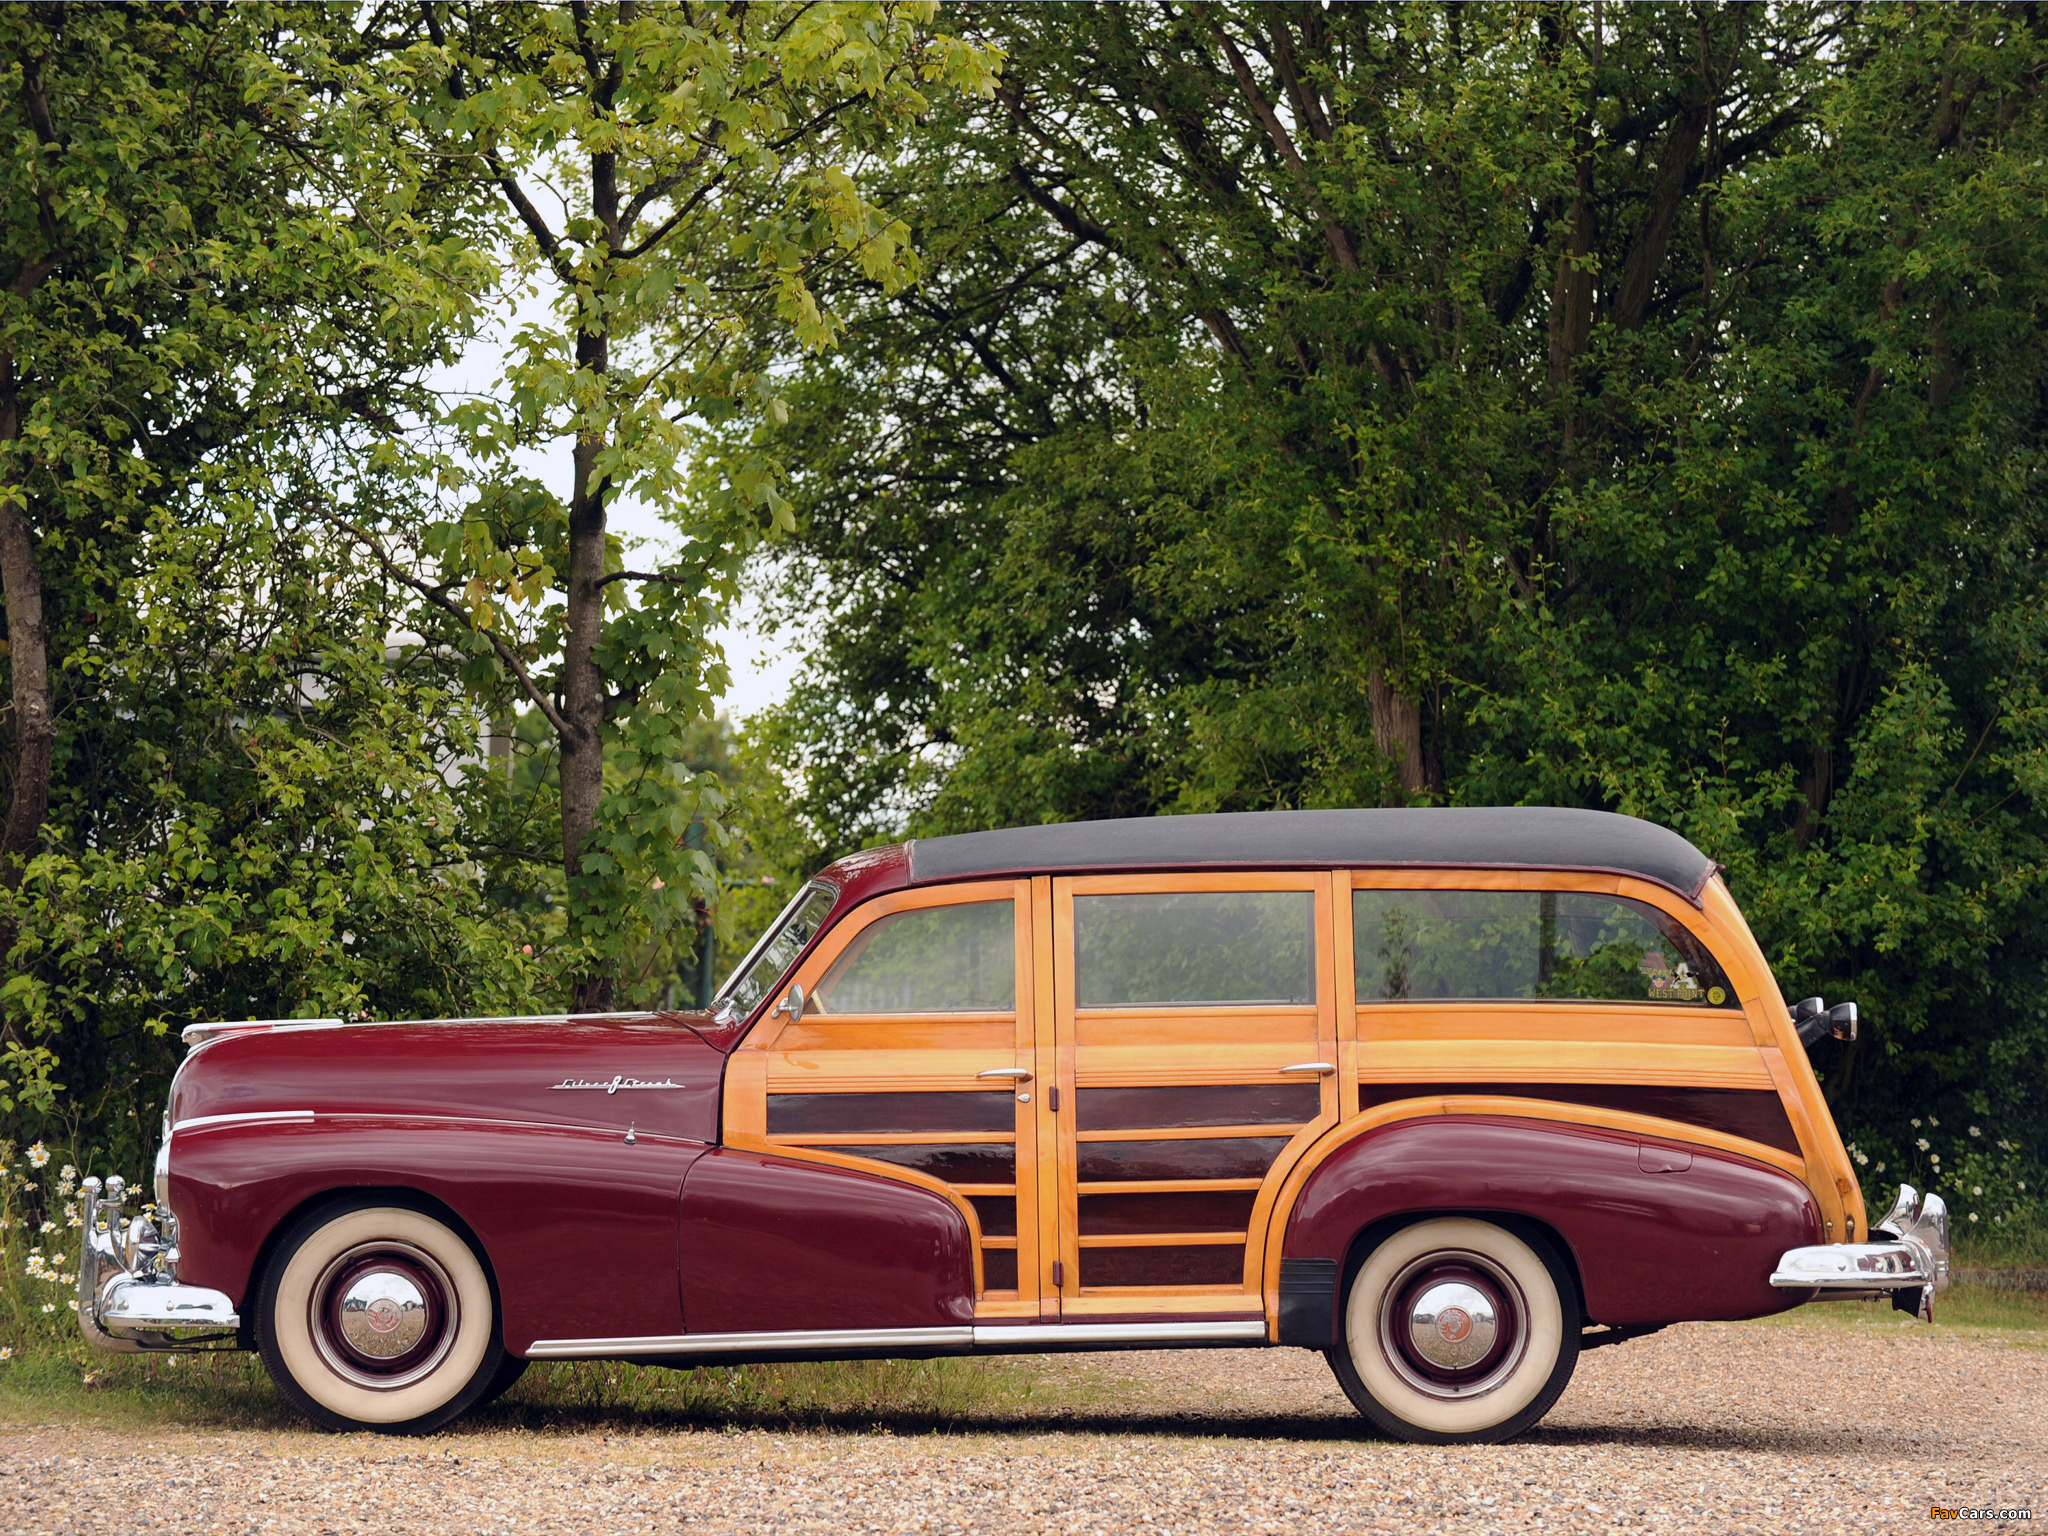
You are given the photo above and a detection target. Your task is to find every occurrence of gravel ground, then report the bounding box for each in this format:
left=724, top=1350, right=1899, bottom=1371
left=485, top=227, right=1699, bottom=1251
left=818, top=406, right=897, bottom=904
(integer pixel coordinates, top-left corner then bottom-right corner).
left=4, top=1319, right=2043, bottom=1534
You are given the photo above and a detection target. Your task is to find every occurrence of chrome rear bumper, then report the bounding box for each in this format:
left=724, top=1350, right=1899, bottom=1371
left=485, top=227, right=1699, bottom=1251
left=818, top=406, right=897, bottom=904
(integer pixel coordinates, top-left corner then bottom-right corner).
left=1771, top=1183, right=1950, bottom=1318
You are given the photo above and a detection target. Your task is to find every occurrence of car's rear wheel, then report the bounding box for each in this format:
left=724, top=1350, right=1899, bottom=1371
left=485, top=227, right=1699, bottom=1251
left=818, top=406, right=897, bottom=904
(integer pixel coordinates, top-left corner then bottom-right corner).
left=256, top=1199, right=503, bottom=1434
left=1327, top=1217, right=1579, bottom=1444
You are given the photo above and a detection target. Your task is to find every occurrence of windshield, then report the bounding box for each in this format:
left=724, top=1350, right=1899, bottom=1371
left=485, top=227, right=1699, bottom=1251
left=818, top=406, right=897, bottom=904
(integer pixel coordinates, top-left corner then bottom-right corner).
left=714, top=884, right=838, bottom=1018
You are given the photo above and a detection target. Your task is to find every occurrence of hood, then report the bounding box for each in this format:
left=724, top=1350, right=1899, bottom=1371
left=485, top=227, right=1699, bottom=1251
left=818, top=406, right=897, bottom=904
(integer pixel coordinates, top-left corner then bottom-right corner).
left=170, top=1013, right=726, bottom=1145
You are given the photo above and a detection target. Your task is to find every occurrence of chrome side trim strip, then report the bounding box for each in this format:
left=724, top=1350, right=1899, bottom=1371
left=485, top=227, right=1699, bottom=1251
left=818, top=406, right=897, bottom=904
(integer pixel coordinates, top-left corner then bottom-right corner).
left=171, top=1110, right=315, bottom=1134
left=524, top=1319, right=1271, bottom=1359
left=525, top=1326, right=974, bottom=1359
left=972, top=1320, right=1269, bottom=1346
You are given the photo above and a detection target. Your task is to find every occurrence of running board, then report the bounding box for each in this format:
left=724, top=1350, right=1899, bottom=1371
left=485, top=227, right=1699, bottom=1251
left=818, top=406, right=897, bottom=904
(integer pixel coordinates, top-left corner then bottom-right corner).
left=524, top=1319, right=1269, bottom=1359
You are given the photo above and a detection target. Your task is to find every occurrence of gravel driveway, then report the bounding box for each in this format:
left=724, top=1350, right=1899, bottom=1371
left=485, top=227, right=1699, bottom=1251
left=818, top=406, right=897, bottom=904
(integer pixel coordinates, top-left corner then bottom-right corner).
left=5, top=1319, right=2043, bottom=1534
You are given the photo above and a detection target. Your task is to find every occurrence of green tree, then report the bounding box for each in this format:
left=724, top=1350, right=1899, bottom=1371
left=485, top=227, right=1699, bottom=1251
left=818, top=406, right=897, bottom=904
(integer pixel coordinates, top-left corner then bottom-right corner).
left=341, top=1, right=996, bottom=1010
left=0, top=4, right=524, bottom=1151
left=746, top=3, right=2048, bottom=1174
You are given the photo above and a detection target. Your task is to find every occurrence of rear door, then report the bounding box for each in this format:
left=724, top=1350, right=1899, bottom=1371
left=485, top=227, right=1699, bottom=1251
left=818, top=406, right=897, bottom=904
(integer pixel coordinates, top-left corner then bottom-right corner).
left=1046, top=872, right=1340, bottom=1319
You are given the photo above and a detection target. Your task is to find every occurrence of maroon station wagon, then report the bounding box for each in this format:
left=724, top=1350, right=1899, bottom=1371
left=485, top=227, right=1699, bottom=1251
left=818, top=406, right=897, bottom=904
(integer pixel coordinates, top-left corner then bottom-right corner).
left=78, top=810, right=1947, bottom=1443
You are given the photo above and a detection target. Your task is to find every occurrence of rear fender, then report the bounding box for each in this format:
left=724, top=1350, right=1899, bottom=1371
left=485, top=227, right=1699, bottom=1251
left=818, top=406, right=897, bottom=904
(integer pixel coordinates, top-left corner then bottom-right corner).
left=1275, top=1114, right=1821, bottom=1342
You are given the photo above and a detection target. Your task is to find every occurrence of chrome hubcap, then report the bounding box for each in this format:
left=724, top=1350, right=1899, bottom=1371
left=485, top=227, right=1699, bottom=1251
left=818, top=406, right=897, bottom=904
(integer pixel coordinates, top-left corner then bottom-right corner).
left=310, top=1240, right=458, bottom=1390
left=1377, top=1249, right=1528, bottom=1401
left=337, top=1270, right=430, bottom=1359
left=1406, top=1280, right=1498, bottom=1370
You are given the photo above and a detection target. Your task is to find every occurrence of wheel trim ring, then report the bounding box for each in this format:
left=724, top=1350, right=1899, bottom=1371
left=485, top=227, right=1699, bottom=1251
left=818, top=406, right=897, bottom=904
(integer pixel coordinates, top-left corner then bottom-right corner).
left=1376, top=1248, right=1530, bottom=1401
left=309, top=1240, right=461, bottom=1392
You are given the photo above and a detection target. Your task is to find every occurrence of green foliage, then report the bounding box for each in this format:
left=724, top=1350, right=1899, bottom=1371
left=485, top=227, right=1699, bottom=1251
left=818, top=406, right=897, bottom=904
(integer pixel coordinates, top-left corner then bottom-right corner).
left=331, top=2, right=1000, bottom=1007
left=745, top=2, right=2048, bottom=1184
left=0, top=4, right=527, bottom=1145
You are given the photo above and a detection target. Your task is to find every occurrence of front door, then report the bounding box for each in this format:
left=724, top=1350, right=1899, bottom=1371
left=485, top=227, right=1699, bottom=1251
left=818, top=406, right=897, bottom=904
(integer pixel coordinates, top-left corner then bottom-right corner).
left=724, top=880, right=1043, bottom=1317
left=1046, top=873, right=1341, bottom=1318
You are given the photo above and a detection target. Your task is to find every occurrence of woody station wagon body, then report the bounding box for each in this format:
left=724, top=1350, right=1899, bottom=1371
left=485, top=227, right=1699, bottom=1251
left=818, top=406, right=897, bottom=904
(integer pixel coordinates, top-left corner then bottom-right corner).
left=78, top=808, right=1950, bottom=1442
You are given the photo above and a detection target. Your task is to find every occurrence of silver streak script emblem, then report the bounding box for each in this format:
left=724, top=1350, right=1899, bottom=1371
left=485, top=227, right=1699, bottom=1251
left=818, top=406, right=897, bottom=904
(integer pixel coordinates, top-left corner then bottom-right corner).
left=549, top=1075, right=682, bottom=1095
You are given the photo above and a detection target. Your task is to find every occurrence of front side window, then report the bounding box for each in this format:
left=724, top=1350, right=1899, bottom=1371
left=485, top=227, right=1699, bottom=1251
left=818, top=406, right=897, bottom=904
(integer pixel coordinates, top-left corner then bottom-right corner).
left=1353, top=889, right=1734, bottom=1006
left=1075, top=891, right=1315, bottom=1007
left=717, top=884, right=837, bottom=1016
left=813, top=900, right=1016, bottom=1013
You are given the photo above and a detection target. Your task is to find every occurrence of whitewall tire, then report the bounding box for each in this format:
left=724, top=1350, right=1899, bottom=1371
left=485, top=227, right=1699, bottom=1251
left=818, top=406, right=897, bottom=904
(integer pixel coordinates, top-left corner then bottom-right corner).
left=256, top=1200, right=505, bottom=1434
left=1328, top=1217, right=1579, bottom=1444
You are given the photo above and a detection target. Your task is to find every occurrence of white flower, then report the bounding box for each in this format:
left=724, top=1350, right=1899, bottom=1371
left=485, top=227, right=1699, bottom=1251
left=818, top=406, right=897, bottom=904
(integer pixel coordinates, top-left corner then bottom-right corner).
left=39, top=1303, right=54, bottom=1314
left=60, top=1164, right=75, bottom=1180
left=1911, top=1118, right=1922, bottom=1128
left=1917, top=1138, right=1930, bottom=1151
left=1929, top=1116, right=1940, bottom=1127
left=0, top=1347, right=11, bottom=1361
left=80, top=1370, right=98, bottom=1386
left=1875, top=1162, right=1886, bottom=1173
left=1973, top=1186, right=1983, bottom=1196
left=1854, top=1151, right=1869, bottom=1165
left=26, top=1143, right=49, bottom=1169
left=1969, top=1213, right=1978, bottom=1223
left=1968, top=1126, right=1980, bottom=1138
left=38, top=1221, right=53, bottom=1234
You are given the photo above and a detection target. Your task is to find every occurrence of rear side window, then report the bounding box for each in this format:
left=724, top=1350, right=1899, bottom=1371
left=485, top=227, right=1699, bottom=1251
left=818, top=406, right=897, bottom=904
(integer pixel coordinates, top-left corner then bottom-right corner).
left=814, top=900, right=1016, bottom=1013
left=1353, top=889, right=1734, bottom=1006
left=1075, top=891, right=1315, bottom=1007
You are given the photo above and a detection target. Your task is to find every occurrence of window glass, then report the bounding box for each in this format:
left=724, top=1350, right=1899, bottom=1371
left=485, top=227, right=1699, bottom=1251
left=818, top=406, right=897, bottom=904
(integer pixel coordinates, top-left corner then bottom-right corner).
left=717, top=885, right=836, bottom=1016
left=813, top=900, right=1016, bottom=1013
left=1075, top=891, right=1315, bottom=1008
left=1352, top=889, right=1734, bottom=1006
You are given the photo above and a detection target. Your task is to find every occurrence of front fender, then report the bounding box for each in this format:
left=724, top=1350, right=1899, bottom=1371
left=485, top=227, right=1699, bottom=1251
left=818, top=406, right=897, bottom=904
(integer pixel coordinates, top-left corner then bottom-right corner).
left=170, top=1116, right=706, bottom=1354
left=1279, top=1114, right=1821, bottom=1338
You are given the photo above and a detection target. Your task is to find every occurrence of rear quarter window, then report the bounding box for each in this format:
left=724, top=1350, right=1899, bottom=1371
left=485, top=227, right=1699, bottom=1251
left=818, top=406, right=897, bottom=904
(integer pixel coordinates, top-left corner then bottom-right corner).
left=1353, top=889, right=1734, bottom=1006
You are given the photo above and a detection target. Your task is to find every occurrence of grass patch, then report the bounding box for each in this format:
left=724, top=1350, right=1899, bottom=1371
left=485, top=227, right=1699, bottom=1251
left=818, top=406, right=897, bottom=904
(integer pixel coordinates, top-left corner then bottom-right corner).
left=0, top=1343, right=1061, bottom=1436
left=1747, top=1280, right=2048, bottom=1343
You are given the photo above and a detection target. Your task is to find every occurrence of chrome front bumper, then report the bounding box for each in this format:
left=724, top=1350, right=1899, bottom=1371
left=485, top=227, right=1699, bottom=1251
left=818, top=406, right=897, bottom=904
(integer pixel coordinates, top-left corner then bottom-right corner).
left=1771, top=1183, right=1950, bottom=1319
left=76, top=1176, right=239, bottom=1353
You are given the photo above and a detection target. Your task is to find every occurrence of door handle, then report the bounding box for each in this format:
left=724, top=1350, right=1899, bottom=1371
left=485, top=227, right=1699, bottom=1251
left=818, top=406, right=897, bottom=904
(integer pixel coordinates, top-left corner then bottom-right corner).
left=976, top=1068, right=1032, bottom=1081
left=1280, top=1062, right=1337, bottom=1076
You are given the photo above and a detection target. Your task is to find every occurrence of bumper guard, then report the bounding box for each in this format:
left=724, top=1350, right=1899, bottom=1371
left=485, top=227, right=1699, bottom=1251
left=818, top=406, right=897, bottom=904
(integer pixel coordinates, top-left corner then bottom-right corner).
left=76, top=1176, right=239, bottom=1353
left=1770, top=1182, right=1950, bottom=1321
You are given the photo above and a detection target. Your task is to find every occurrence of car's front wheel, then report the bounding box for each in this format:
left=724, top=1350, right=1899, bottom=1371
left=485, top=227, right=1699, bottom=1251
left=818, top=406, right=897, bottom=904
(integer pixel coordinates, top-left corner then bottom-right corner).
left=1327, top=1217, right=1580, bottom=1444
left=255, top=1199, right=504, bottom=1433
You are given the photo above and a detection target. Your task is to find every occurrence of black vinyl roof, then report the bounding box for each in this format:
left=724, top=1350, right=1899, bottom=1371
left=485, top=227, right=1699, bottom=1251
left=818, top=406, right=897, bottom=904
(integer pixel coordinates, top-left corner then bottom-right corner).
left=906, top=808, right=1719, bottom=903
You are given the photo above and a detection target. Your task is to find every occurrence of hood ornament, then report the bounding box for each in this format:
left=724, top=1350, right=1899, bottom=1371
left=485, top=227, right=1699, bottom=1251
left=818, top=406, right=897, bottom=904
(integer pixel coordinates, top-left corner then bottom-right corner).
left=549, top=1075, right=682, bottom=1095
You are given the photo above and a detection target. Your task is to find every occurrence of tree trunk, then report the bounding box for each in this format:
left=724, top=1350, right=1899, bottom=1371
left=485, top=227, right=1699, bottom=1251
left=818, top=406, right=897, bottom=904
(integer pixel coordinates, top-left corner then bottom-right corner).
left=0, top=357, right=51, bottom=887
left=562, top=328, right=612, bottom=1014
left=1367, top=664, right=1427, bottom=802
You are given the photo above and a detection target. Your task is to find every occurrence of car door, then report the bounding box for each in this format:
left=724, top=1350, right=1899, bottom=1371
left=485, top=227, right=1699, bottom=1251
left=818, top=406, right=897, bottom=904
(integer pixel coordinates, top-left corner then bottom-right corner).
left=1046, top=872, right=1341, bottom=1319
left=722, top=880, right=1042, bottom=1317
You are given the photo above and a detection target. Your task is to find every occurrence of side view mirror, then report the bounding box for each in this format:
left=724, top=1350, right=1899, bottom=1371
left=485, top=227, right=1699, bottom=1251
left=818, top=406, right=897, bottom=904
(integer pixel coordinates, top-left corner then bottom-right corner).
left=774, top=982, right=805, bottom=1021
left=1794, top=996, right=1857, bottom=1047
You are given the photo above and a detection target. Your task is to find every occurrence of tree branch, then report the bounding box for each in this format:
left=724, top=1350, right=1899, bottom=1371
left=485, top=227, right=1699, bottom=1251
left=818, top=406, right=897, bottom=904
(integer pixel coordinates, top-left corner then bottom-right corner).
left=328, top=510, right=574, bottom=739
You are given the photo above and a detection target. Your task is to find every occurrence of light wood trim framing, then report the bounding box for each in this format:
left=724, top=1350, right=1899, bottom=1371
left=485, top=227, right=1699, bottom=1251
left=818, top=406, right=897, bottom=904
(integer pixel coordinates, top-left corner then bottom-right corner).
left=1076, top=1232, right=1246, bottom=1248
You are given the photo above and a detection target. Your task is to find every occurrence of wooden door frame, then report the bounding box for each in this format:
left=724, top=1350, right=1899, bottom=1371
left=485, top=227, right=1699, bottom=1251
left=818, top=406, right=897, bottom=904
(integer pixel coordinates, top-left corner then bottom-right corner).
left=1046, top=870, right=1340, bottom=1317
